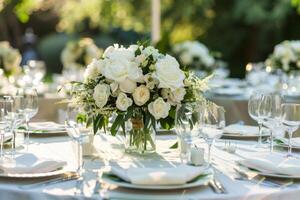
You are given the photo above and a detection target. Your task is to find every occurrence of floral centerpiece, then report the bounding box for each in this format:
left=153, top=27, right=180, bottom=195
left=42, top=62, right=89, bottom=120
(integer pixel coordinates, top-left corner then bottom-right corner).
left=61, top=38, right=103, bottom=70
left=0, top=41, right=22, bottom=77
left=68, top=43, right=210, bottom=154
left=265, top=40, right=300, bottom=73
left=173, top=41, right=215, bottom=73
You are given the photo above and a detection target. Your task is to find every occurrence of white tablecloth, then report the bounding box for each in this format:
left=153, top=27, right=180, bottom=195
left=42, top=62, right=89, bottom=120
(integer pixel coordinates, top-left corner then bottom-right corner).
left=1, top=133, right=300, bottom=200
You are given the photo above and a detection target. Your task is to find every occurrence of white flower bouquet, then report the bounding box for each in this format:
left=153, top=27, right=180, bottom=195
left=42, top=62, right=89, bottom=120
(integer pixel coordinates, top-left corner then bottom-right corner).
left=173, top=41, right=215, bottom=72
left=61, top=38, right=103, bottom=70
left=266, top=40, right=300, bottom=73
left=69, top=43, right=210, bottom=154
left=0, top=41, right=22, bottom=77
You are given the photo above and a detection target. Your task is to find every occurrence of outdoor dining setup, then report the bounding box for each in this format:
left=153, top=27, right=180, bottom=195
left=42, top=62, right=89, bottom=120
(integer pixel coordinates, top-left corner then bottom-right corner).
left=0, top=0, right=300, bottom=199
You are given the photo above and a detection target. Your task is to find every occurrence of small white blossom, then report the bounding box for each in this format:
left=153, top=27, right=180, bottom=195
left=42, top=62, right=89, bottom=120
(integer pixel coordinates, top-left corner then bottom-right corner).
left=116, top=92, right=133, bottom=111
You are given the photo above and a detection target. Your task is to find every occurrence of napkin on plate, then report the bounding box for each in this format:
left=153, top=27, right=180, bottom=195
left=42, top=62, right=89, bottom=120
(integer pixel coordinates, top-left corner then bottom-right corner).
left=29, top=122, right=66, bottom=132
left=0, top=153, right=67, bottom=174
left=224, top=124, right=259, bottom=136
left=110, top=165, right=208, bottom=185
left=239, top=153, right=300, bottom=176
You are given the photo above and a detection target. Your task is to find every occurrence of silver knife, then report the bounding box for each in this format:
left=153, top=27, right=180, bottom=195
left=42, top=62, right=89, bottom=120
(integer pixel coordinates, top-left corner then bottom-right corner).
left=213, top=177, right=227, bottom=193
left=20, top=172, right=79, bottom=189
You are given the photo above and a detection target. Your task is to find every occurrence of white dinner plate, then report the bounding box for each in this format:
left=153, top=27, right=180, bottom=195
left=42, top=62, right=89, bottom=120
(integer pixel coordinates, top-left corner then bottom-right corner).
left=222, top=133, right=270, bottom=139
left=0, top=168, right=66, bottom=178
left=101, top=172, right=213, bottom=190
left=18, top=129, right=67, bottom=136
left=237, top=162, right=300, bottom=179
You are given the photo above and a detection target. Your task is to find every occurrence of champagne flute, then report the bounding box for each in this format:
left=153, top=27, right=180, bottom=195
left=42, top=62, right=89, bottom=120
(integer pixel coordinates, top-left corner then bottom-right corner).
left=248, top=91, right=266, bottom=147
left=200, top=104, right=225, bottom=165
left=17, top=87, right=39, bottom=151
left=175, top=102, right=203, bottom=164
left=281, top=103, right=300, bottom=157
left=260, top=92, right=282, bottom=152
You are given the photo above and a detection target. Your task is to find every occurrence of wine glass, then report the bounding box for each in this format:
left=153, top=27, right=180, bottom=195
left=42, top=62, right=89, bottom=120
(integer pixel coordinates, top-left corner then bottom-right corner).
left=175, top=102, right=203, bottom=164
left=260, top=92, right=282, bottom=152
left=3, top=96, right=25, bottom=156
left=248, top=91, right=266, bottom=147
left=200, top=104, right=225, bottom=165
left=17, top=87, right=39, bottom=151
left=65, top=105, right=87, bottom=175
left=281, top=103, right=300, bottom=157
left=0, top=100, right=10, bottom=158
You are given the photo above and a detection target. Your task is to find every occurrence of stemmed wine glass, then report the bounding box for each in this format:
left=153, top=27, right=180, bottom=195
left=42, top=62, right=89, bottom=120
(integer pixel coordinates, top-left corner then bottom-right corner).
left=0, top=100, right=10, bottom=158
left=259, top=92, right=282, bottom=152
left=16, top=87, right=39, bottom=151
left=175, top=102, right=203, bottom=164
left=281, top=103, right=300, bottom=157
left=65, top=105, right=87, bottom=175
left=4, top=96, right=25, bottom=156
left=248, top=91, right=266, bottom=147
left=200, top=104, right=225, bottom=165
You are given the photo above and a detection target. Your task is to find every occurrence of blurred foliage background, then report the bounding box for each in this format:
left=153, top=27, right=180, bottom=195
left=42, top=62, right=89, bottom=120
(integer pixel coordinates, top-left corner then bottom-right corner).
left=0, top=0, right=300, bottom=77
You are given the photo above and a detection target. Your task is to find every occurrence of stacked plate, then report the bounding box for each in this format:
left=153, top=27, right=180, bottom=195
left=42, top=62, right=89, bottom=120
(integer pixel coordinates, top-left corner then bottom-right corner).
left=222, top=124, right=270, bottom=140
left=18, top=122, right=67, bottom=136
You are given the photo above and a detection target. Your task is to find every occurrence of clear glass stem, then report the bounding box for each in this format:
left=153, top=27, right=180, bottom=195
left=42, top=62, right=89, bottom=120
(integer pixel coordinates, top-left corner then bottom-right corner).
left=208, top=143, right=212, bottom=165
left=287, top=130, right=293, bottom=157
left=270, top=130, right=273, bottom=153
left=258, top=122, right=263, bottom=146
left=77, top=140, right=83, bottom=176
left=11, top=129, right=16, bottom=158
left=0, top=133, right=3, bottom=158
left=26, top=120, right=30, bottom=152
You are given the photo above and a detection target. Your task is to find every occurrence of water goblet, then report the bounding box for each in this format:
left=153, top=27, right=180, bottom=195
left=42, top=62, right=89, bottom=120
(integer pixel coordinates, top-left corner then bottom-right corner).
left=175, top=102, right=203, bottom=164
left=16, top=87, right=39, bottom=151
left=200, top=104, right=225, bottom=165
left=281, top=103, right=300, bottom=157
left=248, top=91, right=266, bottom=147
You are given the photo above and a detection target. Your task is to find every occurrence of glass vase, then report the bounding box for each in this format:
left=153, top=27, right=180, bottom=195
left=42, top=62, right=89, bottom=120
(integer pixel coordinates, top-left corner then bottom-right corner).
left=124, top=116, right=156, bottom=154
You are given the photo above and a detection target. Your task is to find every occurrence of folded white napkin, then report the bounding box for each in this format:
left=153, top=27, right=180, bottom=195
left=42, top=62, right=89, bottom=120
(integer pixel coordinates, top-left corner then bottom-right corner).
left=29, top=122, right=66, bottom=132
left=278, top=137, right=300, bottom=148
left=0, top=153, right=67, bottom=174
left=110, top=165, right=208, bottom=185
left=224, top=124, right=259, bottom=136
left=239, top=153, right=300, bottom=176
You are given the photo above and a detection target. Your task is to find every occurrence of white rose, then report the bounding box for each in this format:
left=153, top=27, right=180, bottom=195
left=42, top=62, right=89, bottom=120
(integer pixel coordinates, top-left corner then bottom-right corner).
left=83, top=59, right=102, bottom=81
left=132, top=85, right=150, bottom=106
left=153, top=55, right=185, bottom=90
left=93, top=84, right=110, bottom=108
left=103, top=44, right=135, bottom=60
left=116, top=92, right=133, bottom=111
left=148, top=97, right=171, bottom=120
left=169, top=88, right=186, bottom=104
left=102, top=57, right=143, bottom=83
left=119, top=78, right=137, bottom=93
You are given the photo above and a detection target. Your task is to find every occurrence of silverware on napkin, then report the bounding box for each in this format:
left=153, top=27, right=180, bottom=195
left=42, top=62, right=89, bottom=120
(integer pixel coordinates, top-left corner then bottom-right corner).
left=19, top=172, right=80, bottom=189
left=209, top=176, right=227, bottom=194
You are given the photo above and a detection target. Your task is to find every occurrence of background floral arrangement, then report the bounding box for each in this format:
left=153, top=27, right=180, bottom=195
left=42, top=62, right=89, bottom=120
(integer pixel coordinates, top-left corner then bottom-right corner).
left=266, top=40, right=300, bottom=73
left=172, top=41, right=215, bottom=72
left=0, top=41, right=22, bottom=77
left=61, top=38, right=103, bottom=70
left=69, top=43, right=211, bottom=136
